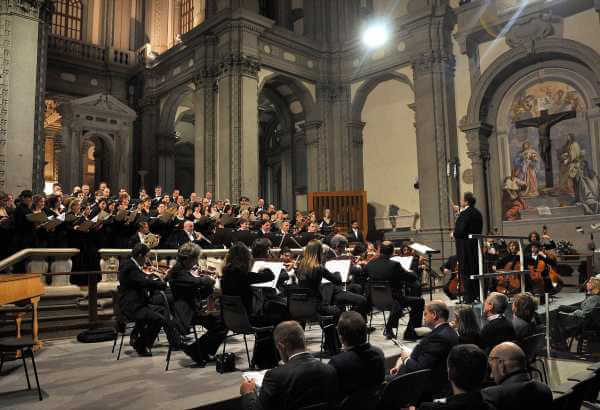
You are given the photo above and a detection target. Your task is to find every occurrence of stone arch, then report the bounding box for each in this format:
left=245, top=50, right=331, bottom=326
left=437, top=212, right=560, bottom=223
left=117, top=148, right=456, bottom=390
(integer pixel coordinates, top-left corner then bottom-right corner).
left=351, top=71, right=414, bottom=122
left=158, top=83, right=195, bottom=136
left=258, top=72, right=317, bottom=123
left=80, top=131, right=116, bottom=188
left=466, top=38, right=600, bottom=126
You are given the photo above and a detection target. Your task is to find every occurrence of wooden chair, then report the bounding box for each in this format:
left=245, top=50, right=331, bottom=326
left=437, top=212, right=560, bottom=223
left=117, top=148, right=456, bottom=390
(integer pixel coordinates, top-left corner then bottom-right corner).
left=0, top=336, right=43, bottom=401
left=220, top=295, right=273, bottom=369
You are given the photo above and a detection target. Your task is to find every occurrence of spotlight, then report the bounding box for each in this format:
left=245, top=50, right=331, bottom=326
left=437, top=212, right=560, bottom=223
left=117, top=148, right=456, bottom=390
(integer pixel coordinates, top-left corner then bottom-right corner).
left=362, top=22, right=390, bottom=49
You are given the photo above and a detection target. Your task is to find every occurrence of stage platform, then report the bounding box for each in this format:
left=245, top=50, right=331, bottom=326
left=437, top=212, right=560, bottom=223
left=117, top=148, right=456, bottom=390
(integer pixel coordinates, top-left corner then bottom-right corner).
left=0, top=288, right=593, bottom=410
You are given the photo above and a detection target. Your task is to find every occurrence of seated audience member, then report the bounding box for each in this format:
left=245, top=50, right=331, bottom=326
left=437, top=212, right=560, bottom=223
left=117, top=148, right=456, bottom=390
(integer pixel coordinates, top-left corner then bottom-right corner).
left=480, top=292, right=516, bottom=351
left=450, top=305, right=482, bottom=348
left=419, top=344, right=494, bottom=409
left=118, top=244, right=167, bottom=357
left=168, top=243, right=227, bottom=366
left=389, top=300, right=459, bottom=399
left=556, top=275, right=600, bottom=346
left=365, top=241, right=424, bottom=340
left=240, top=321, right=339, bottom=410
left=512, top=293, right=538, bottom=341
left=482, top=342, right=552, bottom=409
left=329, top=311, right=385, bottom=397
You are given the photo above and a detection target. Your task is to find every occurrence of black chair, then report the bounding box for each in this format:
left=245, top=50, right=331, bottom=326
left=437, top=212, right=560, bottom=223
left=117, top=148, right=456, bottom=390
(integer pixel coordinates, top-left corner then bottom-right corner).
left=567, top=371, right=600, bottom=404
left=551, top=390, right=574, bottom=410
left=287, top=288, right=334, bottom=360
left=552, top=381, right=585, bottom=410
left=220, top=295, right=273, bottom=369
left=0, top=336, right=43, bottom=401
left=163, top=291, right=200, bottom=372
left=111, top=288, right=136, bottom=361
left=574, top=307, right=600, bottom=354
left=520, top=332, right=548, bottom=384
left=368, top=282, right=395, bottom=342
left=378, top=369, right=431, bottom=409
left=339, top=385, right=381, bottom=410
left=298, top=403, right=329, bottom=410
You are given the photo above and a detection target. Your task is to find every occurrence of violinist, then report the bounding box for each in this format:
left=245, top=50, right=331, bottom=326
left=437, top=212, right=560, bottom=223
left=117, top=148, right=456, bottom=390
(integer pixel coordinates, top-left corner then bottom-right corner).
left=346, top=243, right=370, bottom=296
left=169, top=243, right=227, bottom=367
left=118, top=244, right=167, bottom=357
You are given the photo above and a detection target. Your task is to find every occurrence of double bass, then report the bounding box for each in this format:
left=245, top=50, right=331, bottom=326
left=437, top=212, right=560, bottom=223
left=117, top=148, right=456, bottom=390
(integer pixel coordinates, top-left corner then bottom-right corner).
left=494, top=241, right=521, bottom=295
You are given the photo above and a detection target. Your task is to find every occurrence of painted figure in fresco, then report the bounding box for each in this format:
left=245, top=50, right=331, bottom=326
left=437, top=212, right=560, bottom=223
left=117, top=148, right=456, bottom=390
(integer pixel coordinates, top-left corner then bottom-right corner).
left=558, top=133, right=581, bottom=196
left=516, top=142, right=540, bottom=197
left=576, top=160, right=600, bottom=214
left=502, top=173, right=527, bottom=221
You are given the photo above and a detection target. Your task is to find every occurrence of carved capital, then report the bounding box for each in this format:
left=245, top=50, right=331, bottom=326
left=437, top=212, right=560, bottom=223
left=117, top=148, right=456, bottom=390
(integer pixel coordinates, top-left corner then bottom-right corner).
left=217, top=55, right=260, bottom=78
left=193, top=66, right=217, bottom=90
left=411, top=49, right=456, bottom=76
left=317, top=83, right=349, bottom=102
left=0, top=0, right=44, bottom=19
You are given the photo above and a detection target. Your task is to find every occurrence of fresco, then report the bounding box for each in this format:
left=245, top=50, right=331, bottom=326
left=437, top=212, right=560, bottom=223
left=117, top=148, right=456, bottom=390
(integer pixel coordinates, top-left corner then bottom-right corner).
left=501, top=80, right=598, bottom=220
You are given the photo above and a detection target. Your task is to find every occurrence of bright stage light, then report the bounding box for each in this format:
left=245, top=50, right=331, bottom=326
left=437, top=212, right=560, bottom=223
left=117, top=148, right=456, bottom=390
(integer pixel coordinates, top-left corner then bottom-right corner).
left=362, top=23, right=390, bottom=49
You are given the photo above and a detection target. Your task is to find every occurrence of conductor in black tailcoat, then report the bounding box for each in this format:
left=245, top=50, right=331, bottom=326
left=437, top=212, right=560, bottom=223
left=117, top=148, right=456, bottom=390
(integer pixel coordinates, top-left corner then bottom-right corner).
left=453, top=192, right=483, bottom=304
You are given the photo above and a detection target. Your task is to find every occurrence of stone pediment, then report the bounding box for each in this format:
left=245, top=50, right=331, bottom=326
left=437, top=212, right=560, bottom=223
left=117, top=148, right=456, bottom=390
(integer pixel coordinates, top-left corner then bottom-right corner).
left=67, top=93, right=137, bottom=120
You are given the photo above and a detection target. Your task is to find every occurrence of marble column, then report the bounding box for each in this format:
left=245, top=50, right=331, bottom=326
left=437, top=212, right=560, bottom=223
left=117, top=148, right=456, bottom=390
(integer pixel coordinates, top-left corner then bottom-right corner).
left=347, top=121, right=365, bottom=191
left=461, top=121, right=493, bottom=233
left=0, top=2, right=44, bottom=194
left=157, top=133, right=176, bottom=193
left=193, top=71, right=217, bottom=195
left=302, top=120, right=323, bottom=193
left=138, top=96, right=159, bottom=191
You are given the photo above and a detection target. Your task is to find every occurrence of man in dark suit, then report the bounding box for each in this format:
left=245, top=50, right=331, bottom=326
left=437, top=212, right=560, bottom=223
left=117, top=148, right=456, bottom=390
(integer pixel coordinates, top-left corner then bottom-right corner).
left=347, top=220, right=364, bottom=243
left=169, top=220, right=213, bottom=249
left=128, top=221, right=149, bottom=249
left=453, top=192, right=483, bottom=303
left=240, top=321, right=339, bottom=410
left=118, top=244, right=167, bottom=356
left=482, top=342, right=552, bottom=409
left=365, top=241, right=424, bottom=340
left=329, top=311, right=385, bottom=397
left=420, top=344, right=494, bottom=409
left=234, top=218, right=258, bottom=247
left=389, top=300, right=459, bottom=399
left=480, top=292, right=516, bottom=352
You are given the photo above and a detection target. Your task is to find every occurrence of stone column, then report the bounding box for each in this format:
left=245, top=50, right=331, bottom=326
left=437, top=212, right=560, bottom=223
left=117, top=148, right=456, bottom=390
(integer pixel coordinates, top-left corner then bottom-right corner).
left=302, top=120, right=323, bottom=193
left=68, top=127, right=83, bottom=190
left=461, top=121, right=493, bottom=233
left=193, top=70, right=217, bottom=195
left=0, top=2, right=44, bottom=194
left=193, top=0, right=206, bottom=25
left=138, top=96, right=160, bottom=191
left=347, top=121, right=365, bottom=191
left=157, top=134, right=176, bottom=193
left=407, top=0, right=458, bottom=257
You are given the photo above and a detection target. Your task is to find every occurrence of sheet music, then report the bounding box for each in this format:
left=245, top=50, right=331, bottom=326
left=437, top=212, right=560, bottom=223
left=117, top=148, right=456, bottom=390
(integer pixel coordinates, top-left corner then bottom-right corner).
left=251, top=260, right=284, bottom=288
left=390, top=256, right=413, bottom=272
left=409, top=243, right=437, bottom=255
left=243, top=370, right=268, bottom=389
left=57, top=213, right=65, bottom=221
left=322, top=258, right=352, bottom=283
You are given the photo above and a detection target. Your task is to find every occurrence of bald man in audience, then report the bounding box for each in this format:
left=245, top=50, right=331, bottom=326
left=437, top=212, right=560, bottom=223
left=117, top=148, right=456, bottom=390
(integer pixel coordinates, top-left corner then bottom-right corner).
left=240, top=321, right=339, bottom=410
left=482, top=342, right=552, bottom=409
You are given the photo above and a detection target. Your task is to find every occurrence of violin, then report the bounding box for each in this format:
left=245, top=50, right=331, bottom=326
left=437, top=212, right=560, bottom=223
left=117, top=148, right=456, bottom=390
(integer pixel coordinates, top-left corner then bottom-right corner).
left=143, top=261, right=169, bottom=280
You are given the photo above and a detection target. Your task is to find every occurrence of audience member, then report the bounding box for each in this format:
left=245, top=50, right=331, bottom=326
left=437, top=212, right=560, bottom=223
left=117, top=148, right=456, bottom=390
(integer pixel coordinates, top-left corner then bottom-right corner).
left=556, top=276, right=600, bottom=347
left=419, top=344, right=493, bottom=409
left=450, top=305, right=482, bottom=348
left=512, top=293, right=538, bottom=341
left=482, top=342, right=552, bottom=409
left=389, top=300, right=458, bottom=399
left=240, top=321, right=339, bottom=410
left=329, top=311, right=385, bottom=397
left=480, top=292, right=516, bottom=351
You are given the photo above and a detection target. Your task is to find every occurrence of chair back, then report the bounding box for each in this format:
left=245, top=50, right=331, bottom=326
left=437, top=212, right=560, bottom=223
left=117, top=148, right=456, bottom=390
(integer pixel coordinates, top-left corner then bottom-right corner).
left=339, top=385, right=381, bottom=410
left=379, top=369, right=431, bottom=409
left=582, top=307, right=600, bottom=332
left=520, top=333, right=546, bottom=365
left=298, top=403, right=329, bottom=410
left=552, top=390, right=574, bottom=410
left=287, top=288, right=320, bottom=322
left=369, top=282, right=394, bottom=312
left=220, top=295, right=255, bottom=334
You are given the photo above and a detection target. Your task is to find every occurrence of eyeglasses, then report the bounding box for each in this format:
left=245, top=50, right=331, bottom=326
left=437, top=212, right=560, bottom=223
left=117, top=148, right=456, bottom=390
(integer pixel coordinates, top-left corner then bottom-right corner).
left=488, top=356, right=503, bottom=363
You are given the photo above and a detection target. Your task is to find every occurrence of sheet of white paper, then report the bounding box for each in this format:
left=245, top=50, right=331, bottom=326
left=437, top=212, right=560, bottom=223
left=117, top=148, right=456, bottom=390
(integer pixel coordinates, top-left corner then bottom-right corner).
left=251, top=261, right=284, bottom=288
left=322, top=259, right=352, bottom=283
left=390, top=256, right=413, bottom=272
left=57, top=213, right=66, bottom=221
left=409, top=242, right=437, bottom=255
left=242, top=370, right=268, bottom=389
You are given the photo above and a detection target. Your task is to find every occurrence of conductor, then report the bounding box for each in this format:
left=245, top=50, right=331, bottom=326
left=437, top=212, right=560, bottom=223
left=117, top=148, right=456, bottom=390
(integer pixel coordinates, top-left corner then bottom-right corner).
left=453, top=192, right=483, bottom=304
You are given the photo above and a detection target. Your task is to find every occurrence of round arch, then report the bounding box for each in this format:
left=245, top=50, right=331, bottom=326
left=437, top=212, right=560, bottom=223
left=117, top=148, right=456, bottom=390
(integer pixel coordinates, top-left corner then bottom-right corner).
left=80, top=131, right=115, bottom=188
left=158, top=83, right=195, bottom=136
left=351, top=71, right=414, bottom=122
left=258, top=73, right=317, bottom=123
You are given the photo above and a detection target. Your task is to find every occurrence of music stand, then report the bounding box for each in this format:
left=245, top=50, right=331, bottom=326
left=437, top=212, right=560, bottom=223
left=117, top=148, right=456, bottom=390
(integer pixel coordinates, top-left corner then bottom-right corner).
left=409, top=242, right=440, bottom=301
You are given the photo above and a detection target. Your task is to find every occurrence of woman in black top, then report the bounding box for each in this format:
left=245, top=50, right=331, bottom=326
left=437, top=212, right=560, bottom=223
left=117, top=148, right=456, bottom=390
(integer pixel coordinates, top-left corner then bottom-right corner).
left=451, top=304, right=483, bottom=349
left=295, top=239, right=343, bottom=354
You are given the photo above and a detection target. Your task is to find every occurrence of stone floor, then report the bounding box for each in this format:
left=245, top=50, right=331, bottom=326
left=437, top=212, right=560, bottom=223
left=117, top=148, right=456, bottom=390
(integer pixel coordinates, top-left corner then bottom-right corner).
left=0, top=288, right=592, bottom=410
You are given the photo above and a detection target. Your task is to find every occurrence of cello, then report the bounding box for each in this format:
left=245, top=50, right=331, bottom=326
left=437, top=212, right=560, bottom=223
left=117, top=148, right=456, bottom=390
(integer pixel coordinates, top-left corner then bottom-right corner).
left=494, top=241, right=521, bottom=295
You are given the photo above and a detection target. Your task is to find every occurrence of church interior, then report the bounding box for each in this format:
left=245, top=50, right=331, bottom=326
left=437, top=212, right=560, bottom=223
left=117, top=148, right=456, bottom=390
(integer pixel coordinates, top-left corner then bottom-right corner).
left=2, top=0, right=600, bottom=409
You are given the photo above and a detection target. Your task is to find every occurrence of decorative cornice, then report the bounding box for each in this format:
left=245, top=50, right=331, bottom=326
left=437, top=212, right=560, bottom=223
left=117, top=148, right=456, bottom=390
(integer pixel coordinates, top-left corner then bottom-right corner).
left=217, top=55, right=260, bottom=78
left=505, top=12, right=558, bottom=53
left=411, top=49, right=456, bottom=75
left=0, top=0, right=44, bottom=19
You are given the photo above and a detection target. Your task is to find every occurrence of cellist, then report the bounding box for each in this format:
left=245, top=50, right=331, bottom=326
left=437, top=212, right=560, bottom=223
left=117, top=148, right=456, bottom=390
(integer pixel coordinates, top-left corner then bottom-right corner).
left=492, top=241, right=522, bottom=295
left=525, top=241, right=557, bottom=296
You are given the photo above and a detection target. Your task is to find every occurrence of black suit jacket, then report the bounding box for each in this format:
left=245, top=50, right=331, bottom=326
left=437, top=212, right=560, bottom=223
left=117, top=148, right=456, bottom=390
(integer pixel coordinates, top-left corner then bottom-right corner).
left=453, top=206, right=483, bottom=281
left=398, top=323, right=459, bottom=398
left=419, top=391, right=494, bottom=410
left=347, top=229, right=364, bottom=243
left=220, top=266, right=274, bottom=316
left=128, top=233, right=143, bottom=249
left=482, top=370, right=552, bottom=410
left=480, top=316, right=516, bottom=351
left=117, top=259, right=166, bottom=320
left=168, top=261, right=215, bottom=329
left=329, top=343, right=385, bottom=396
left=364, top=256, right=418, bottom=293
left=234, top=229, right=258, bottom=247
left=241, top=352, right=339, bottom=410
